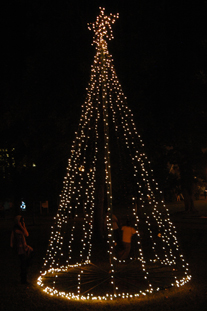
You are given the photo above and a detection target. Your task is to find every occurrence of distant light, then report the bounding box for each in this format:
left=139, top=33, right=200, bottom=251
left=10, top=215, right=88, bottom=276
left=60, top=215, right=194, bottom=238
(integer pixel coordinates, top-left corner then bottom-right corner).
left=20, top=201, right=26, bottom=210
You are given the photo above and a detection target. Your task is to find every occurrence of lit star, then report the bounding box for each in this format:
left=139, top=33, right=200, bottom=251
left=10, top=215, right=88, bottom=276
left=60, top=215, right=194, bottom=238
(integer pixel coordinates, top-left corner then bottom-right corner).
left=88, top=7, right=119, bottom=51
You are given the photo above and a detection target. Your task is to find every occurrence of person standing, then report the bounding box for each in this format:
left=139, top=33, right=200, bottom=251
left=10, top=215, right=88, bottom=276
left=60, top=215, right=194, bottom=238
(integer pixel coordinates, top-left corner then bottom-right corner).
left=119, top=219, right=136, bottom=260
left=10, top=215, right=33, bottom=284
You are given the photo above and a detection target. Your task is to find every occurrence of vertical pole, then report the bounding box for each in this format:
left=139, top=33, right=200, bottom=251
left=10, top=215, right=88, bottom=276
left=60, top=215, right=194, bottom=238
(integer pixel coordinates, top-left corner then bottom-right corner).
left=101, top=48, right=116, bottom=296
left=101, top=50, right=113, bottom=214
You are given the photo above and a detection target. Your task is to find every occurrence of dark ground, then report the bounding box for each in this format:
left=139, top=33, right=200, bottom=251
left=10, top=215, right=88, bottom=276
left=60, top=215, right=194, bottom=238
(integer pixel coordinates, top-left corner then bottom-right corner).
left=0, top=200, right=207, bottom=311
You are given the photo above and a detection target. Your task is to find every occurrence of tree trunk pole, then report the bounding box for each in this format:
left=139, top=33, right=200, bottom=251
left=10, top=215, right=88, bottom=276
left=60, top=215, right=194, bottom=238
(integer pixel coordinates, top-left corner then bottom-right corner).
left=101, top=47, right=115, bottom=271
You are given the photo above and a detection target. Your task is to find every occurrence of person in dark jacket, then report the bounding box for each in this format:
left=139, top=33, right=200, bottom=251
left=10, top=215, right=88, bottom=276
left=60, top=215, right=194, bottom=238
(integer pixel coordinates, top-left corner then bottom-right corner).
left=10, top=215, right=33, bottom=284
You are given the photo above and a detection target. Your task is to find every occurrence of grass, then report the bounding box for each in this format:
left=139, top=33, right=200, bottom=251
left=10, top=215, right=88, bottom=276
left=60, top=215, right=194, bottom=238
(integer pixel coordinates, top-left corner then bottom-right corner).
left=1, top=199, right=207, bottom=311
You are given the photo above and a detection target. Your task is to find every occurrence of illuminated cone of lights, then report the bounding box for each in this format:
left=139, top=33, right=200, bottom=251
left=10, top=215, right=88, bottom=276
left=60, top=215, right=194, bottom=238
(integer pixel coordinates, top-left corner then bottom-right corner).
left=37, top=8, right=191, bottom=301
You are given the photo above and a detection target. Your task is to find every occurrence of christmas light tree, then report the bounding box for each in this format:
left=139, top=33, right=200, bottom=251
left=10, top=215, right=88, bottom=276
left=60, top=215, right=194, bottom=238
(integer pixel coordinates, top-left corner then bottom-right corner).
left=37, top=8, right=191, bottom=300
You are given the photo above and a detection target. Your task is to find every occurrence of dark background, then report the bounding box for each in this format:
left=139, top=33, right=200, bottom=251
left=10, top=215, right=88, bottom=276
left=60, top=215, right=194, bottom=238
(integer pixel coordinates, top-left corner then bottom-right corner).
left=1, top=0, right=207, bottom=209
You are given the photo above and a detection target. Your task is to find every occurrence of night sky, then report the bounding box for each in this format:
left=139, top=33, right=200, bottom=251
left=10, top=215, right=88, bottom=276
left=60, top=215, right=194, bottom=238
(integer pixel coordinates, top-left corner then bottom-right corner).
left=2, top=0, right=207, bottom=201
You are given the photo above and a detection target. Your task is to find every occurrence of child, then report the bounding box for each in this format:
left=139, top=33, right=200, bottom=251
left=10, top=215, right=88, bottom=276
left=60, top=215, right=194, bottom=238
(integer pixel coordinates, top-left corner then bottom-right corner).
left=119, top=219, right=136, bottom=260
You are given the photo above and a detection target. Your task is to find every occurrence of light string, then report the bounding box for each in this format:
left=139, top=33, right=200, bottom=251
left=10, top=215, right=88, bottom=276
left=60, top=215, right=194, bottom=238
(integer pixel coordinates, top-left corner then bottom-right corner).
left=108, top=68, right=189, bottom=275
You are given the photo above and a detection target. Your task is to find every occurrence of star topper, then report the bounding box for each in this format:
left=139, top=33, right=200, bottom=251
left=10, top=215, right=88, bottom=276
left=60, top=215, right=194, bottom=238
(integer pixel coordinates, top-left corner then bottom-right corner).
left=88, top=7, right=119, bottom=50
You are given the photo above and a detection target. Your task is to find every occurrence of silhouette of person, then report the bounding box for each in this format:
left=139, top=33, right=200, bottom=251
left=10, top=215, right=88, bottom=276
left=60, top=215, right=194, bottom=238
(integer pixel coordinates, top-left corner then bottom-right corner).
left=10, top=215, right=33, bottom=284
